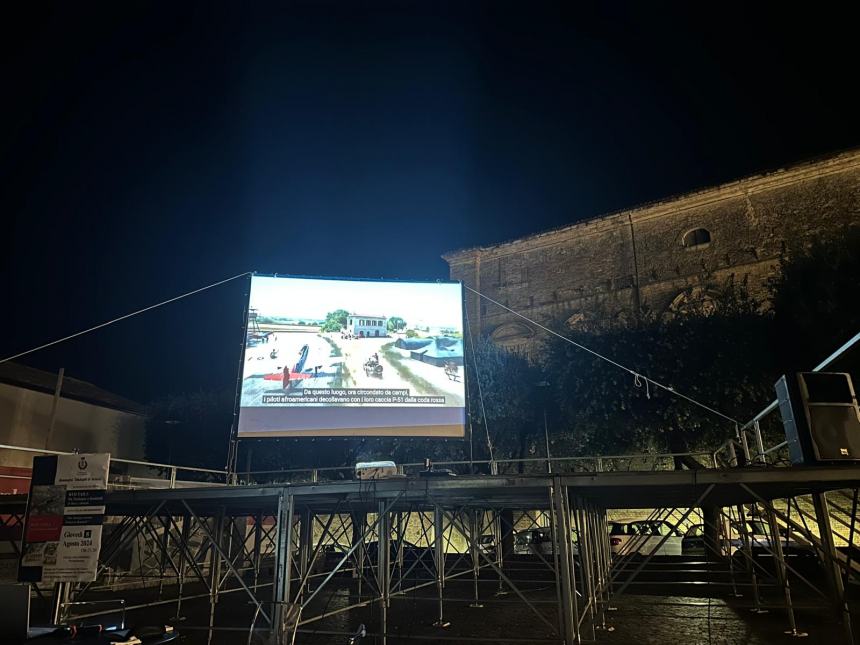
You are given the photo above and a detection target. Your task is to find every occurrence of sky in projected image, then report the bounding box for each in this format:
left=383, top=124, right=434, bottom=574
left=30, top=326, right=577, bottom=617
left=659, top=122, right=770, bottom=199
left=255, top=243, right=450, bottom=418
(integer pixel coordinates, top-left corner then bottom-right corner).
left=249, top=276, right=464, bottom=330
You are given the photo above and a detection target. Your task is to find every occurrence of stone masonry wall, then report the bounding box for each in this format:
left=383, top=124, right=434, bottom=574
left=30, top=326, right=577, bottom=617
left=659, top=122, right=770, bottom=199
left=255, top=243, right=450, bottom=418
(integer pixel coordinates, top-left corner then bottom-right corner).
left=443, top=149, right=860, bottom=353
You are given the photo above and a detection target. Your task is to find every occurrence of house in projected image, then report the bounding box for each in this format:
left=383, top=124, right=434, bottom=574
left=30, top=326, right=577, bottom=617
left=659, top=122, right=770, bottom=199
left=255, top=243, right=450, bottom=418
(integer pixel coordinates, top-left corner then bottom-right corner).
left=396, top=337, right=464, bottom=367
left=346, top=314, right=388, bottom=337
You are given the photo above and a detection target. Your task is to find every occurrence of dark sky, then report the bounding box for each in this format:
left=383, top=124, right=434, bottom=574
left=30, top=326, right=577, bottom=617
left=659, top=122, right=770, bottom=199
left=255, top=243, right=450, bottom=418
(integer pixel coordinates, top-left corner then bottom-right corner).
left=2, top=1, right=858, bottom=403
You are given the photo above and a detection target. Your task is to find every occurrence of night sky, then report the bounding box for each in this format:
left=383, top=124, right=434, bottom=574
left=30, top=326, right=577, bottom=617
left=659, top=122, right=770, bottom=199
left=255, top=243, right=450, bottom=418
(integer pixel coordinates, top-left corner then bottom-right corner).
left=2, top=2, right=858, bottom=403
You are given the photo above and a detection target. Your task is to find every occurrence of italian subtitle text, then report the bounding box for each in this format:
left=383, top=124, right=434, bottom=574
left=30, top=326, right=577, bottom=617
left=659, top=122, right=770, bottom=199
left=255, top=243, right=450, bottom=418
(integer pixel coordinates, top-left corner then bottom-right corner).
left=262, top=388, right=446, bottom=405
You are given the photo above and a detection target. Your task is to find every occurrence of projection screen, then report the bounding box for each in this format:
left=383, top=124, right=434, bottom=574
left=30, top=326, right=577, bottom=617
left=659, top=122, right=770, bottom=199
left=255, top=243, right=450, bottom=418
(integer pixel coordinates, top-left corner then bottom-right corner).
left=237, top=275, right=466, bottom=437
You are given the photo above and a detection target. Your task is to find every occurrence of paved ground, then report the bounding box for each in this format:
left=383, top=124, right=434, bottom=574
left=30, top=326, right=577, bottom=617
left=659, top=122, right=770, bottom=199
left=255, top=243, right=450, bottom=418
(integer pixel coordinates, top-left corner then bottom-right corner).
left=47, top=556, right=860, bottom=645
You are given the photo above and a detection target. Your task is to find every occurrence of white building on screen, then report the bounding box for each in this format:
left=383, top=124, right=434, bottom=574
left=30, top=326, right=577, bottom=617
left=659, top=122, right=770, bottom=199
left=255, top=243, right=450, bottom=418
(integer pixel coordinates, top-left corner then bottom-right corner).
left=346, top=315, right=388, bottom=338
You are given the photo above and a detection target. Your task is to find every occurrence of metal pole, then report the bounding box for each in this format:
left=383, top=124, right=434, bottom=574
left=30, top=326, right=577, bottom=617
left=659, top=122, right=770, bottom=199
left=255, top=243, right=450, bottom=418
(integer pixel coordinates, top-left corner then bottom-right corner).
left=272, top=493, right=295, bottom=645
left=299, top=509, right=312, bottom=599
left=207, top=509, right=224, bottom=645
left=552, top=478, right=578, bottom=644
left=753, top=420, right=766, bottom=464
left=378, top=500, right=390, bottom=645
left=469, top=509, right=483, bottom=608
left=544, top=407, right=552, bottom=474
left=44, top=367, right=65, bottom=450
left=813, top=492, right=853, bottom=643
left=433, top=506, right=448, bottom=627
left=764, top=502, right=800, bottom=636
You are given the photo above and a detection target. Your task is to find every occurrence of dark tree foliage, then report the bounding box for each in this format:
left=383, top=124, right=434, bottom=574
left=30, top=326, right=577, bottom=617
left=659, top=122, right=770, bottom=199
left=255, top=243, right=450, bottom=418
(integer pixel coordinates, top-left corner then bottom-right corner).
left=771, top=227, right=860, bottom=373
left=542, top=277, right=777, bottom=458
left=466, top=336, right=542, bottom=471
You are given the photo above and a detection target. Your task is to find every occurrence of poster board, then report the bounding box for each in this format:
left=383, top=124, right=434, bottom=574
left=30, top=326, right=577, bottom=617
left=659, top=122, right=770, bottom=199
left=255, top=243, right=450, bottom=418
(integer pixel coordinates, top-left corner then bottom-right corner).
left=18, top=453, right=109, bottom=584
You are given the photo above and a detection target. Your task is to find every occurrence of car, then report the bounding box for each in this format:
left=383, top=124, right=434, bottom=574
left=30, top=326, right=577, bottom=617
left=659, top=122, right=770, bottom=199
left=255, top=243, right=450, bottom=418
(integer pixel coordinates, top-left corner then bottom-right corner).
left=743, top=519, right=814, bottom=557
left=681, top=523, right=742, bottom=556
left=609, top=520, right=683, bottom=556
left=513, top=528, right=579, bottom=556
left=478, top=534, right=496, bottom=555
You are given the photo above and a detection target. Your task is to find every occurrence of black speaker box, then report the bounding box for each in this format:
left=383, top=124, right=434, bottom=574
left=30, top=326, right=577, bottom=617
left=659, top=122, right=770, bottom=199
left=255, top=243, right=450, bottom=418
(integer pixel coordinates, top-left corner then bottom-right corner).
left=775, top=372, right=860, bottom=465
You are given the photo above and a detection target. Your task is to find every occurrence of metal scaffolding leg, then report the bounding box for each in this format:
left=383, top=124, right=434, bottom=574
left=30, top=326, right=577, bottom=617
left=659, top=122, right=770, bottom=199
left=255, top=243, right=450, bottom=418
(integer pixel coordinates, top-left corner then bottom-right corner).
left=272, top=493, right=296, bottom=645
left=813, top=493, right=854, bottom=644
left=299, top=508, right=312, bottom=599
left=469, top=509, right=483, bottom=608
left=432, top=506, right=448, bottom=627
left=763, top=501, right=803, bottom=637
left=552, top=478, right=579, bottom=645
left=378, top=500, right=390, bottom=645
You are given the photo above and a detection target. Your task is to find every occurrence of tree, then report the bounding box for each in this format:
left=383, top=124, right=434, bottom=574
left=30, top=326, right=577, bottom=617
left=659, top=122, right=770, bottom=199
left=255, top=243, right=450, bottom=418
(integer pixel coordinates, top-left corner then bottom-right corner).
left=542, top=276, right=778, bottom=462
left=466, top=337, right=542, bottom=472
left=320, top=309, right=350, bottom=332
left=387, top=316, right=406, bottom=332
left=770, top=227, right=860, bottom=373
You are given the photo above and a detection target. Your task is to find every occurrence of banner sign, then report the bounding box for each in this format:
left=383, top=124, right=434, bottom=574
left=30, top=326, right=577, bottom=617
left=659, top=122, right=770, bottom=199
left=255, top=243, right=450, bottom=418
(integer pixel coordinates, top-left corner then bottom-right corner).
left=18, top=453, right=110, bottom=584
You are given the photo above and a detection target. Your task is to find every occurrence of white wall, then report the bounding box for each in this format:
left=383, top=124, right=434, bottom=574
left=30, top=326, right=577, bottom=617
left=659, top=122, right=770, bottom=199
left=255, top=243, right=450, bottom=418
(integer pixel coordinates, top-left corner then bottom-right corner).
left=0, top=383, right=146, bottom=468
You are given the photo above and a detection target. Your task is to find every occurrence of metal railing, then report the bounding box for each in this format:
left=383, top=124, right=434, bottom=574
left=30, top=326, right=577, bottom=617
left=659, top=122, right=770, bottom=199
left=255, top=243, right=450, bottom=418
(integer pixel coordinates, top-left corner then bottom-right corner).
left=714, top=329, right=860, bottom=468
left=240, top=450, right=717, bottom=485
left=0, top=442, right=227, bottom=490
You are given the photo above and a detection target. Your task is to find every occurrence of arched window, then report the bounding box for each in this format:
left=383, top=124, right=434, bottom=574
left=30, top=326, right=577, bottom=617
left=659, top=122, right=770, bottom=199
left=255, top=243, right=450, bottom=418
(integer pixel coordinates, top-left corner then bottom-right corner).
left=683, top=228, right=711, bottom=249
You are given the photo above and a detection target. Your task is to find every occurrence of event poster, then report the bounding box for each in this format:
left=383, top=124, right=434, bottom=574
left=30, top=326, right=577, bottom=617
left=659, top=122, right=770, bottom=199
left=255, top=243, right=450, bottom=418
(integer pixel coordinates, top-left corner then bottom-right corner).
left=18, top=453, right=109, bottom=584
left=238, top=276, right=466, bottom=437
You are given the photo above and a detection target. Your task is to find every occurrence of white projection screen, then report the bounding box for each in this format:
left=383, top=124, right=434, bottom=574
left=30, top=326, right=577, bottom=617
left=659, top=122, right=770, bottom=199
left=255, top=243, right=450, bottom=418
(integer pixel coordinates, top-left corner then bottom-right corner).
left=237, top=275, right=466, bottom=437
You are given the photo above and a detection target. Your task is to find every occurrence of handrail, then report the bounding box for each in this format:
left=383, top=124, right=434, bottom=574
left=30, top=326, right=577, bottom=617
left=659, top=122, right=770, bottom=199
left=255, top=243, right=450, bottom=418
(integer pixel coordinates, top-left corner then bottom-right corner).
left=0, top=442, right=225, bottom=475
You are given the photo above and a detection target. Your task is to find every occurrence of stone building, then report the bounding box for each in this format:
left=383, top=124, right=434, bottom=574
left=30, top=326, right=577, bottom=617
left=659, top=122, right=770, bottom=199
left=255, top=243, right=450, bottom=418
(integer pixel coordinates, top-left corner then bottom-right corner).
left=443, top=149, right=860, bottom=352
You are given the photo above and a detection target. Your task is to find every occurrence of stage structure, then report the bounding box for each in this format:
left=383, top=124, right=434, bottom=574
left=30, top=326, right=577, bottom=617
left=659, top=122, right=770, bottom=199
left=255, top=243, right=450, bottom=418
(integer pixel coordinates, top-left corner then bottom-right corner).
left=236, top=275, right=466, bottom=439
left=7, top=461, right=860, bottom=645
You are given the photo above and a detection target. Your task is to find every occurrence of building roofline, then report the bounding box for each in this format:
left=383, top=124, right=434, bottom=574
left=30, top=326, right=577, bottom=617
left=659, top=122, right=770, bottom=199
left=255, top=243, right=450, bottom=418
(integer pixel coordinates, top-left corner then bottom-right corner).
left=0, top=363, right=146, bottom=416
left=442, top=146, right=860, bottom=262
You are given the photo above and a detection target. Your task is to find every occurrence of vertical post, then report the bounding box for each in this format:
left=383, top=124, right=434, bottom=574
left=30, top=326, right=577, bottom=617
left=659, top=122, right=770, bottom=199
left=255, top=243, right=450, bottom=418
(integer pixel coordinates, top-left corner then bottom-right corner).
left=50, top=582, right=70, bottom=625
left=207, top=509, right=224, bottom=645
left=553, top=477, right=579, bottom=644
left=469, top=509, right=483, bottom=608
left=253, top=511, right=262, bottom=589
left=175, top=513, right=190, bottom=620
left=812, top=493, right=853, bottom=642
left=299, top=509, right=312, bottom=598
left=764, top=503, right=799, bottom=635
left=433, top=506, right=447, bottom=627
left=158, top=515, right=170, bottom=599
left=573, top=503, right=596, bottom=640
left=44, top=367, right=65, bottom=450
left=378, top=500, right=390, bottom=645
left=544, top=408, right=552, bottom=474
left=272, top=493, right=295, bottom=645
left=727, top=441, right=738, bottom=468
left=169, top=467, right=177, bottom=489
left=734, top=504, right=761, bottom=612
left=753, top=420, right=766, bottom=464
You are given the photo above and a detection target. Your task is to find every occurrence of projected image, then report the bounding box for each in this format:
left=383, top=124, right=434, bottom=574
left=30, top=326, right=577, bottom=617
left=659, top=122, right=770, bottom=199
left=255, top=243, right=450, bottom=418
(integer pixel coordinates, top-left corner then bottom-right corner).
left=238, top=276, right=466, bottom=437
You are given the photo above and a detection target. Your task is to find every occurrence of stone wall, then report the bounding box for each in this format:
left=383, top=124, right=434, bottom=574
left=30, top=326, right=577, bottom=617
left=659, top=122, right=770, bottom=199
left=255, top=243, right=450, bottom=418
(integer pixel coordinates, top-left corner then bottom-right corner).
left=443, top=149, right=860, bottom=352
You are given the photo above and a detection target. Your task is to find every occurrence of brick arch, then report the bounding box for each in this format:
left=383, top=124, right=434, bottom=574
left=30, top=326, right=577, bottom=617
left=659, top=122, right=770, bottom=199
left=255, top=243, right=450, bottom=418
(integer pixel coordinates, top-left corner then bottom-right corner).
left=490, top=321, right=535, bottom=348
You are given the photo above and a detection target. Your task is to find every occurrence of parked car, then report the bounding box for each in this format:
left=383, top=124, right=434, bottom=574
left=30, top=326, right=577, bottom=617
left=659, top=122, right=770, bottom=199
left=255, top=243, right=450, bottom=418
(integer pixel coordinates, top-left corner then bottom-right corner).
left=478, top=534, right=496, bottom=555
left=513, top=528, right=579, bottom=556
left=743, top=519, right=814, bottom=557
left=609, top=520, right=683, bottom=556
left=681, top=523, right=742, bottom=556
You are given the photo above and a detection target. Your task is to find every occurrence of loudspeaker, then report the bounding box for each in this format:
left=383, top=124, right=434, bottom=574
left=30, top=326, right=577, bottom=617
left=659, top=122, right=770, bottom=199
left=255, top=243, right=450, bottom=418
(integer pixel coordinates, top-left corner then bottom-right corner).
left=775, top=372, right=860, bottom=465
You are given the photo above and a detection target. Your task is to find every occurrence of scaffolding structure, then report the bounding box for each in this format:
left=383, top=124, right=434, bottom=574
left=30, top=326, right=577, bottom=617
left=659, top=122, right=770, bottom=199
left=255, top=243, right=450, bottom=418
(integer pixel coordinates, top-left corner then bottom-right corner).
left=5, top=465, right=860, bottom=644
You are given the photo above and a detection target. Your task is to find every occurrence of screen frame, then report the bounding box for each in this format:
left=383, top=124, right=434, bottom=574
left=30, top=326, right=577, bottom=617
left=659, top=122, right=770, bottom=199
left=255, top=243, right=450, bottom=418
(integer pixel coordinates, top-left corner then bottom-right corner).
left=233, top=272, right=469, bottom=439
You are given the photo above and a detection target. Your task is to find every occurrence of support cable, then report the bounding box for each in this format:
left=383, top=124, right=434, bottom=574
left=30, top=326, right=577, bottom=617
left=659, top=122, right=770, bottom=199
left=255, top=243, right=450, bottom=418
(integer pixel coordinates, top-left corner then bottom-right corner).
left=463, top=285, right=739, bottom=425
left=464, top=293, right=495, bottom=464
left=0, top=271, right=252, bottom=365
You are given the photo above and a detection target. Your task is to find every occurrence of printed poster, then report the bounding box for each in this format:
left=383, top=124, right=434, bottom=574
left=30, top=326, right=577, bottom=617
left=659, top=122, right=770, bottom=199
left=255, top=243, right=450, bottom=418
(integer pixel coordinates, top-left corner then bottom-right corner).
left=18, top=453, right=109, bottom=584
